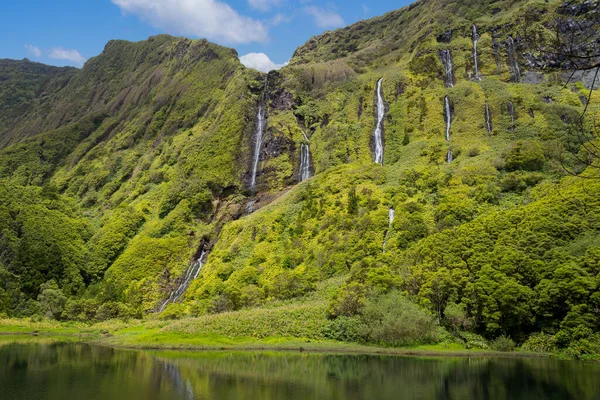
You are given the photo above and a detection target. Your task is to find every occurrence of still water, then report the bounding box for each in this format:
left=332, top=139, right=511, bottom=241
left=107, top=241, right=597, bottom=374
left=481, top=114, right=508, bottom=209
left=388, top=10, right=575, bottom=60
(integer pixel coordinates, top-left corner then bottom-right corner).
left=0, top=339, right=598, bottom=400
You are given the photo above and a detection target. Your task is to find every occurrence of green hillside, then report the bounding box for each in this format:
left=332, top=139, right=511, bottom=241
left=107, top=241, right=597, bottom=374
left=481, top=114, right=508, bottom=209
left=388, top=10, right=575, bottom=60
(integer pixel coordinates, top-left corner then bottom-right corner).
left=0, top=0, right=599, bottom=358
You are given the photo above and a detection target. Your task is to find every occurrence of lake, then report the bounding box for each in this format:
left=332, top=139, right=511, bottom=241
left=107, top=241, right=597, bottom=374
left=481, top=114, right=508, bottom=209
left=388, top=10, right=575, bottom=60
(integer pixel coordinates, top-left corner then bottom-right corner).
left=0, top=339, right=598, bottom=399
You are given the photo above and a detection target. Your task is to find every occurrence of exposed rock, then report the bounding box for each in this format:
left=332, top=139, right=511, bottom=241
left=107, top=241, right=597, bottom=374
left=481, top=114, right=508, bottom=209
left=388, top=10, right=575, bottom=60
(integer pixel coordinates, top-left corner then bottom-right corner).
left=358, top=96, right=364, bottom=118
left=171, top=40, right=190, bottom=60
left=521, top=72, right=543, bottom=84
left=270, top=88, right=294, bottom=111
left=262, top=128, right=294, bottom=159
left=436, top=30, right=453, bottom=43
left=571, top=69, right=600, bottom=90
left=506, top=36, right=521, bottom=82
left=557, top=0, right=598, bottom=16
left=395, top=82, right=405, bottom=101
left=492, top=37, right=503, bottom=73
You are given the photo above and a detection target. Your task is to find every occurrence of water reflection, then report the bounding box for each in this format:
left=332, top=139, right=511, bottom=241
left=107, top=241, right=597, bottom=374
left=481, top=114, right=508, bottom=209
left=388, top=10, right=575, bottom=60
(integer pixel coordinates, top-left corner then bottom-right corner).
left=0, top=340, right=598, bottom=400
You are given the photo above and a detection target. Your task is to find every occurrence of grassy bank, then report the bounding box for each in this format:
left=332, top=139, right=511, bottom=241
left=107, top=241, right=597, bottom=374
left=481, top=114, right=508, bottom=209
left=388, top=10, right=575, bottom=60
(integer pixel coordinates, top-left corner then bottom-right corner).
left=0, top=317, right=550, bottom=359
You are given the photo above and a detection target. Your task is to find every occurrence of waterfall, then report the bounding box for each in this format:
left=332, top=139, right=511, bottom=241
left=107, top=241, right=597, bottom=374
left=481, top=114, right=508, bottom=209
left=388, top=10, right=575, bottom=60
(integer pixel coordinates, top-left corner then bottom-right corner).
left=373, top=78, right=385, bottom=164
left=444, top=96, right=452, bottom=142
left=444, top=96, right=453, bottom=163
left=506, top=36, right=521, bottom=82
left=159, top=250, right=207, bottom=312
left=472, top=25, right=480, bottom=81
left=439, top=50, right=455, bottom=88
left=299, top=144, right=312, bottom=182
left=250, top=79, right=268, bottom=190
left=485, top=101, right=492, bottom=136
left=507, top=101, right=516, bottom=131
left=250, top=105, right=265, bottom=190
left=297, top=118, right=312, bottom=182
left=383, top=208, right=395, bottom=253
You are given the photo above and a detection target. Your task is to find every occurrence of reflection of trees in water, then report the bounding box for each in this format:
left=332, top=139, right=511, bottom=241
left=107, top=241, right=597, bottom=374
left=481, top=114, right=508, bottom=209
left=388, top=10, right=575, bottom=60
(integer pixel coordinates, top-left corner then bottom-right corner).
left=0, top=343, right=599, bottom=400
left=163, top=352, right=599, bottom=400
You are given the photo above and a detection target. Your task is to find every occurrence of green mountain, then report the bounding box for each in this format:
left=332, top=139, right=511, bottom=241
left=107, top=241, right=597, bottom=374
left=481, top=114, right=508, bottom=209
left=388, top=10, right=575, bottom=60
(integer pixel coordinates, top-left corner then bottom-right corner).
left=0, top=0, right=599, bottom=357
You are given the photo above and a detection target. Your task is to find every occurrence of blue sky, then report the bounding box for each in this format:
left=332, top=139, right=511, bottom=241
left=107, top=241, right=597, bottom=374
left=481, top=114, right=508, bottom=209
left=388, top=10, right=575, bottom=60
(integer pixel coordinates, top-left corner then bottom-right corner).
left=1, top=0, right=411, bottom=72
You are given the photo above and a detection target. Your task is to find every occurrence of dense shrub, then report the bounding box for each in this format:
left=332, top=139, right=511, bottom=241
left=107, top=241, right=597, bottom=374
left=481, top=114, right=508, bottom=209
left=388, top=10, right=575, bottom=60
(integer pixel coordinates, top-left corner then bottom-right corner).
left=504, top=141, right=546, bottom=171
left=444, top=302, right=472, bottom=332
left=328, top=283, right=367, bottom=318
left=521, top=333, right=557, bottom=353
left=490, top=335, right=516, bottom=352
left=37, top=281, right=67, bottom=320
left=323, top=316, right=362, bottom=342
left=359, top=291, right=438, bottom=346
left=159, top=303, right=186, bottom=320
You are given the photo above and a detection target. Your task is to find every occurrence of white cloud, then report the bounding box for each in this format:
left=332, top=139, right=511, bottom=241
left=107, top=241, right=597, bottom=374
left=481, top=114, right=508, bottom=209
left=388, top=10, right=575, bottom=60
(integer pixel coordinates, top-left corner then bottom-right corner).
left=271, top=13, right=291, bottom=26
left=24, top=44, right=42, bottom=58
left=112, top=0, right=268, bottom=44
left=248, top=0, right=281, bottom=12
left=240, top=53, right=288, bottom=73
left=304, top=6, right=344, bottom=29
left=48, top=47, right=87, bottom=66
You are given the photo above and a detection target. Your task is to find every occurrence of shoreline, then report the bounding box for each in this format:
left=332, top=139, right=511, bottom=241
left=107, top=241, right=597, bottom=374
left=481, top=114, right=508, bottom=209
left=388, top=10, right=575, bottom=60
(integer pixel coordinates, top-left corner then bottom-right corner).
left=0, top=329, right=551, bottom=359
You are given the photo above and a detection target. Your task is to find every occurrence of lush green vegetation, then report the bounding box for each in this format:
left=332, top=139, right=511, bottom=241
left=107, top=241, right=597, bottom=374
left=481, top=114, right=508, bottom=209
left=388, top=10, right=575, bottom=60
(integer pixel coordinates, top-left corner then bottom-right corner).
left=0, top=0, right=599, bottom=360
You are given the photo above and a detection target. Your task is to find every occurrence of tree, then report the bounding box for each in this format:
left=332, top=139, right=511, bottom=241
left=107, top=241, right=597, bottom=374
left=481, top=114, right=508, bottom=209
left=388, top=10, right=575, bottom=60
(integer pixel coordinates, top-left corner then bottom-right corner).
left=444, top=302, right=472, bottom=332
left=37, top=280, right=67, bottom=320
left=550, top=2, right=600, bottom=173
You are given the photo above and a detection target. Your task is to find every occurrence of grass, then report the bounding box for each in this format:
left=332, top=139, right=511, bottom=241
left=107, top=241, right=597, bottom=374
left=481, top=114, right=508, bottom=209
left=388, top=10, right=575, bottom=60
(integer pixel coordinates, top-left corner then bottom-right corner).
left=0, top=317, right=550, bottom=359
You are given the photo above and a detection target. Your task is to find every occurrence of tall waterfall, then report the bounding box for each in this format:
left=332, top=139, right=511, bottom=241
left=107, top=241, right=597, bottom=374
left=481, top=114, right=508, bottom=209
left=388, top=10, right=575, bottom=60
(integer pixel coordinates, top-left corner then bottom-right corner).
left=439, top=50, right=455, bottom=88
left=250, top=105, right=265, bottom=190
left=299, top=144, right=312, bottom=182
left=444, top=96, right=453, bottom=163
left=250, top=80, right=268, bottom=190
left=373, top=78, right=385, bottom=164
left=472, top=25, right=480, bottom=81
left=383, top=207, right=395, bottom=253
left=444, top=96, right=452, bottom=142
left=159, top=250, right=207, bottom=312
left=485, top=101, right=492, bottom=136
left=297, top=118, right=312, bottom=182
left=508, top=101, right=516, bottom=131
left=506, top=36, right=521, bottom=82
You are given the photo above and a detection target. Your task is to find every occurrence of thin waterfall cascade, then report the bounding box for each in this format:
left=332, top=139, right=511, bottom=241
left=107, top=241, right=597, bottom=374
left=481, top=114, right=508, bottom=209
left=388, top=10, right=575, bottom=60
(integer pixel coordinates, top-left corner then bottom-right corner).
left=159, top=250, right=207, bottom=312
left=444, top=96, right=453, bottom=163
left=299, top=144, right=312, bottom=182
left=485, top=101, right=493, bottom=136
left=506, top=36, right=521, bottom=82
left=250, top=105, right=266, bottom=190
left=438, top=50, right=455, bottom=88
left=492, top=38, right=503, bottom=73
left=472, top=25, right=481, bottom=81
left=507, top=101, right=516, bottom=131
left=373, top=78, right=385, bottom=164
left=444, top=96, right=453, bottom=142
left=296, top=118, right=313, bottom=182
left=250, top=79, right=268, bottom=190
left=383, top=208, right=395, bottom=253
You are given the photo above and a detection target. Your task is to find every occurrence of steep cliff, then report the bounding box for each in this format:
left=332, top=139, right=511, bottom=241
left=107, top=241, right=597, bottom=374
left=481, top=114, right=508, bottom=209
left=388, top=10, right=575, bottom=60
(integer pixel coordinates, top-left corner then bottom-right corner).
left=0, top=0, right=599, bottom=354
